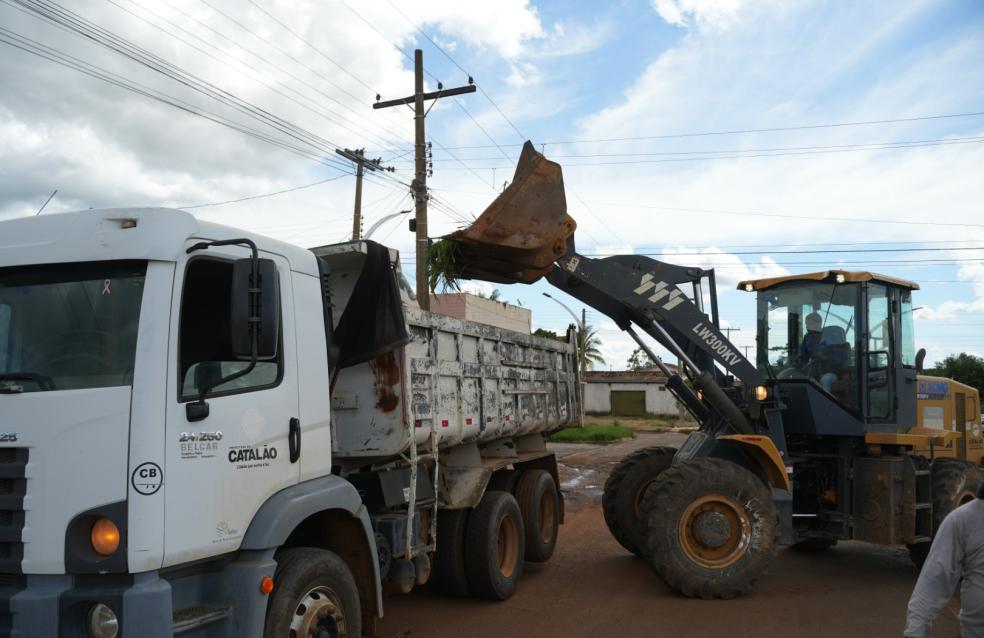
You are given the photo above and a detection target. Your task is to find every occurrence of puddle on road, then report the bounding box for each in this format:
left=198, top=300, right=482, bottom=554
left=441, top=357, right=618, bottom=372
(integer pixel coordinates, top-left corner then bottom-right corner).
left=558, top=463, right=604, bottom=509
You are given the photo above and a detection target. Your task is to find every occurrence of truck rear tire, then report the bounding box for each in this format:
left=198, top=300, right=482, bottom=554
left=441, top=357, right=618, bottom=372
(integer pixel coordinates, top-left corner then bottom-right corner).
left=465, top=491, right=525, bottom=601
left=602, top=446, right=676, bottom=557
left=432, top=508, right=471, bottom=597
left=642, top=458, right=778, bottom=599
left=264, top=547, right=361, bottom=638
left=515, top=470, right=560, bottom=562
left=909, top=458, right=982, bottom=568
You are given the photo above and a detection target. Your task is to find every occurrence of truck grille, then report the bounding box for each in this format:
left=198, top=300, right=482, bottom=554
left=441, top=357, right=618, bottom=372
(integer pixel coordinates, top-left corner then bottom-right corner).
left=0, top=448, right=28, bottom=575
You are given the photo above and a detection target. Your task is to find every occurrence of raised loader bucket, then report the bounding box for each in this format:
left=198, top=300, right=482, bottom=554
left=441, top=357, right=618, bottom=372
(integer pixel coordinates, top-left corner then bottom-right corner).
left=445, top=141, right=576, bottom=284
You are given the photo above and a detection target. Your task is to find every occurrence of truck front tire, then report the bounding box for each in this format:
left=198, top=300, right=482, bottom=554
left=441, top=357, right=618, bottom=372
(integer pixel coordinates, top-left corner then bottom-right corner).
left=465, top=491, right=525, bottom=601
left=264, top=547, right=361, bottom=638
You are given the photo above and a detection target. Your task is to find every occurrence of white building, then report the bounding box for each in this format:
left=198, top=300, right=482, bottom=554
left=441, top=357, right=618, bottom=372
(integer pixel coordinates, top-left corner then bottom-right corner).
left=429, top=293, right=531, bottom=334
left=582, top=370, right=680, bottom=417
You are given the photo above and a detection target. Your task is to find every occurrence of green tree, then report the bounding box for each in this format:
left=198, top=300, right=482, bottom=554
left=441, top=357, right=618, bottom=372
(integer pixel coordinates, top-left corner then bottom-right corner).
left=533, top=328, right=558, bottom=339
left=933, top=353, right=984, bottom=395
left=576, top=324, right=605, bottom=372
left=626, top=347, right=656, bottom=371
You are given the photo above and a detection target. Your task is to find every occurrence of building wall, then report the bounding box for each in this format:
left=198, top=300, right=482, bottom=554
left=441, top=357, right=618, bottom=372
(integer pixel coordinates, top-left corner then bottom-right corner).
left=583, top=381, right=679, bottom=415
left=429, top=293, right=531, bottom=334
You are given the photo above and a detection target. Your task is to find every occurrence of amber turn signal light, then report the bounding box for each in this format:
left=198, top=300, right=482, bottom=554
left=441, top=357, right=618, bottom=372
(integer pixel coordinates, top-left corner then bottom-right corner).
left=260, top=576, right=275, bottom=595
left=91, top=518, right=121, bottom=556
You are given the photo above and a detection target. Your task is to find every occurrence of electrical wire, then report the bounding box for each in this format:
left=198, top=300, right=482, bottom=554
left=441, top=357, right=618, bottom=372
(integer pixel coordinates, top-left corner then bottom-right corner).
left=178, top=173, right=351, bottom=208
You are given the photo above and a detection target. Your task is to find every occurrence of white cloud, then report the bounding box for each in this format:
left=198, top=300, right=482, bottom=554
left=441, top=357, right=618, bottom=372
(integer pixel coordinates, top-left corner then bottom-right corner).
left=652, top=0, right=746, bottom=30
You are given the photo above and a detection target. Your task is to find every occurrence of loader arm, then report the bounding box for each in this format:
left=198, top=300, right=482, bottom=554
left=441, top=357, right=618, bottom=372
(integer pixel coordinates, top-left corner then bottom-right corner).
left=441, top=141, right=765, bottom=436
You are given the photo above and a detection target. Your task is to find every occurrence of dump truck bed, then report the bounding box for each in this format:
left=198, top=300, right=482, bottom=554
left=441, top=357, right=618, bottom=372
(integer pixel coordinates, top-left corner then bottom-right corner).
left=311, top=241, right=581, bottom=461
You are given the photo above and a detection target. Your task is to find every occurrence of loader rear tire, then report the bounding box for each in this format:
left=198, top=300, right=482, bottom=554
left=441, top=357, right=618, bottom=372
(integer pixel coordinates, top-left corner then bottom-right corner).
left=908, top=458, right=982, bottom=569
left=515, top=470, right=560, bottom=562
left=432, top=508, right=471, bottom=597
left=465, top=491, right=525, bottom=601
left=602, top=446, right=676, bottom=557
left=643, top=458, right=778, bottom=599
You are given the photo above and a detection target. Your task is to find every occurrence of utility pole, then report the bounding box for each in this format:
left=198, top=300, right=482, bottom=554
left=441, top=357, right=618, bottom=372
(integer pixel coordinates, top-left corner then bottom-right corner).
left=335, top=148, right=394, bottom=241
left=722, top=326, right=741, bottom=341
left=373, top=49, right=476, bottom=311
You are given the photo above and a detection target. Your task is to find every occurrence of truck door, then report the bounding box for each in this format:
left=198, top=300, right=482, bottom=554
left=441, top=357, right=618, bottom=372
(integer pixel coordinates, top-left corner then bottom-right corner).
left=162, top=246, right=300, bottom=566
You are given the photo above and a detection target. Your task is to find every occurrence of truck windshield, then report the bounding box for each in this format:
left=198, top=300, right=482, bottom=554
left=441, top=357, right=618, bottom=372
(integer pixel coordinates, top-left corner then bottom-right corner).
left=0, top=260, right=147, bottom=393
left=757, top=281, right=859, bottom=409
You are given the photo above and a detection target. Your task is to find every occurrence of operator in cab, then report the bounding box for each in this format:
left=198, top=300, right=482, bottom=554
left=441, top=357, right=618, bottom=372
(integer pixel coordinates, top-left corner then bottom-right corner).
left=905, top=483, right=984, bottom=637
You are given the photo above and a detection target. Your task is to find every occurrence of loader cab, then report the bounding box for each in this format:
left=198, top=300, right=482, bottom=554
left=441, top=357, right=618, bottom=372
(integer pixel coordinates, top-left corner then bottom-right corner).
left=739, top=270, right=919, bottom=434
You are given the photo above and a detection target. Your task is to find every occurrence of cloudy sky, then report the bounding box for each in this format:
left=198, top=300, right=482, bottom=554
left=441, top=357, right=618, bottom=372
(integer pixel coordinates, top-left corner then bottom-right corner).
left=2, top=0, right=983, bottom=369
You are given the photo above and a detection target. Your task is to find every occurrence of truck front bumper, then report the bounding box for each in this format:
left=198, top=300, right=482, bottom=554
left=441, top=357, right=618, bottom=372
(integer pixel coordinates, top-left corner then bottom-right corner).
left=5, top=571, right=171, bottom=637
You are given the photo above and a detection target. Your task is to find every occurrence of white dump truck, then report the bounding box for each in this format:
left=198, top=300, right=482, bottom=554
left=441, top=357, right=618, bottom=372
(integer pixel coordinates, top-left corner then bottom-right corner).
left=0, top=208, right=580, bottom=637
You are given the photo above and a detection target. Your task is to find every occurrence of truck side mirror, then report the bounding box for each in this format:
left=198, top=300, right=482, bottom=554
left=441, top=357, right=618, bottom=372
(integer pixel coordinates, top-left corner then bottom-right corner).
left=231, top=257, right=281, bottom=360
left=915, top=348, right=926, bottom=374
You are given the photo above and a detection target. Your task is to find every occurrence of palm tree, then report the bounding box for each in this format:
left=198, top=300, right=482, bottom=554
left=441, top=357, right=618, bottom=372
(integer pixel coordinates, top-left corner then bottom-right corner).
left=576, top=324, right=605, bottom=372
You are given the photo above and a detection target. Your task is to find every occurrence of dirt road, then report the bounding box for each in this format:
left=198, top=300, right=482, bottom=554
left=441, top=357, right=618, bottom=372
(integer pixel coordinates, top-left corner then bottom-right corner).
left=377, top=432, right=961, bottom=638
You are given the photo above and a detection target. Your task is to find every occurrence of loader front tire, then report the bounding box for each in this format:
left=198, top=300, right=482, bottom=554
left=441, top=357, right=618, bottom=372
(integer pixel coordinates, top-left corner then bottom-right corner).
left=643, top=458, right=778, bottom=599
left=602, top=446, right=676, bottom=557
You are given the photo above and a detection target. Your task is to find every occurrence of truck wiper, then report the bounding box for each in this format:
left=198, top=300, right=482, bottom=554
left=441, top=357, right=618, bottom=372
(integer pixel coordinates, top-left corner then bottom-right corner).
left=0, top=372, right=56, bottom=391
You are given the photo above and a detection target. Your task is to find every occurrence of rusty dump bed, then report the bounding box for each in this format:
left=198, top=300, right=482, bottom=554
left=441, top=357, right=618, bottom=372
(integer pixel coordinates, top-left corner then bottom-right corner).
left=446, top=141, right=576, bottom=284
left=313, top=241, right=581, bottom=461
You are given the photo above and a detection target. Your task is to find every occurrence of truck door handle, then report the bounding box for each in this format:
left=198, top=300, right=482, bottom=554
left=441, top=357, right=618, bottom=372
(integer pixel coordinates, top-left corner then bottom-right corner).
left=289, top=418, right=301, bottom=463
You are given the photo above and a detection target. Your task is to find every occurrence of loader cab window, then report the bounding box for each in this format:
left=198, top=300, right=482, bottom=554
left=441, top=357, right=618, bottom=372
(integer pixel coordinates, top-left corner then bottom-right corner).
left=759, top=281, right=859, bottom=410
left=866, top=284, right=893, bottom=419
left=900, top=290, right=916, bottom=368
left=178, top=258, right=282, bottom=400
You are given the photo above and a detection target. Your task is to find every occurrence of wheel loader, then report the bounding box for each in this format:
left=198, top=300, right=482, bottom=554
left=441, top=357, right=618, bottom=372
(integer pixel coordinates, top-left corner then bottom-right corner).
left=436, top=141, right=984, bottom=598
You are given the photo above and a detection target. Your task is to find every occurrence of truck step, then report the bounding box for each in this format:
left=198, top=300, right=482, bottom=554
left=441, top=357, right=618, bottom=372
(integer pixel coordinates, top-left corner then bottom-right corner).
left=912, top=535, right=933, bottom=543
left=914, top=503, right=932, bottom=510
left=173, top=605, right=231, bottom=634
left=914, top=470, right=931, bottom=476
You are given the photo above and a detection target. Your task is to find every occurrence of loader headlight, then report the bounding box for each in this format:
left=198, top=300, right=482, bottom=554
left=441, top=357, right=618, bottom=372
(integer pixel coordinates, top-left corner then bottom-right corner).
left=754, top=385, right=768, bottom=401
left=835, top=273, right=846, bottom=284
left=87, top=603, right=119, bottom=638
left=744, top=283, right=754, bottom=292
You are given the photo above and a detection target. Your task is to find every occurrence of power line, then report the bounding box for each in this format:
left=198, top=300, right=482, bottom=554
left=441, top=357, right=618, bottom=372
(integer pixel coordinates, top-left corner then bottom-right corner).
left=422, top=110, right=984, bottom=150
left=391, top=136, right=984, bottom=168
left=584, top=200, right=984, bottom=230
left=178, top=173, right=350, bottom=209
left=582, top=246, right=984, bottom=257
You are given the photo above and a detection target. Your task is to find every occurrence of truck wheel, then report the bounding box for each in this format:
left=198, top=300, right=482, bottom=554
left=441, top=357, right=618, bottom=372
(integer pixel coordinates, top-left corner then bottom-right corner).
left=432, top=508, right=471, bottom=597
left=642, top=458, right=778, bottom=599
left=909, top=459, right=982, bottom=568
left=264, top=547, right=361, bottom=638
left=465, top=491, right=525, bottom=601
left=602, top=447, right=676, bottom=557
left=515, top=470, right=560, bottom=562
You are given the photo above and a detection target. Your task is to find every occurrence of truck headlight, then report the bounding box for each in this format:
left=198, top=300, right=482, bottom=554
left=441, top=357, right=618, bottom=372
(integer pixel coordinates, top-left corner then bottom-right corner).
left=87, top=603, right=119, bottom=638
left=754, top=385, right=768, bottom=401
left=91, top=518, right=120, bottom=556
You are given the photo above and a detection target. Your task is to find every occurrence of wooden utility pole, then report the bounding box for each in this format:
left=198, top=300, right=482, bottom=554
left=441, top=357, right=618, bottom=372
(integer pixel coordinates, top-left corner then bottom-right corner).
left=335, top=148, right=393, bottom=241
left=373, top=49, right=475, bottom=311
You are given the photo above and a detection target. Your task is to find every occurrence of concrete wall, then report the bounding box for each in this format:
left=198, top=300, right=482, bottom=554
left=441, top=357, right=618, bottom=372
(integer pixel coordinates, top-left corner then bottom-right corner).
left=583, top=381, right=679, bottom=415
left=429, top=293, right=531, bottom=334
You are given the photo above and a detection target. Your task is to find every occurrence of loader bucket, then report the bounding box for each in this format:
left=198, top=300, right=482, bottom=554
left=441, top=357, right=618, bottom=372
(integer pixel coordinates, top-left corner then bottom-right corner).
left=445, top=141, right=576, bottom=284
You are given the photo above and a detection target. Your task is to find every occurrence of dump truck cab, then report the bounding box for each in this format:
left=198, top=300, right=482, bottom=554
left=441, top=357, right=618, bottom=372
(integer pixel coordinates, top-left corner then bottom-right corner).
left=740, top=270, right=920, bottom=436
